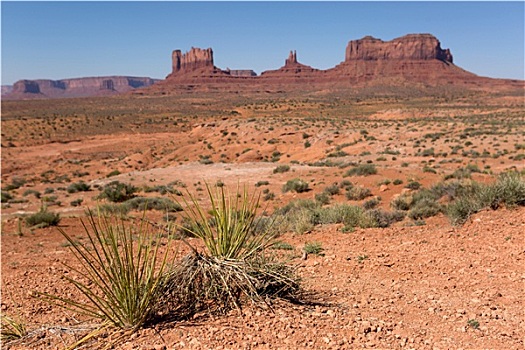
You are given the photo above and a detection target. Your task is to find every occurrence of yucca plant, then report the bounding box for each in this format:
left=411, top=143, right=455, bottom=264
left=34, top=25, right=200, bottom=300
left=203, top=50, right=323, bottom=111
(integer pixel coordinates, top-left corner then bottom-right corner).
left=37, top=210, right=175, bottom=330
left=180, top=184, right=277, bottom=260
left=0, top=314, right=27, bottom=342
left=172, top=184, right=301, bottom=312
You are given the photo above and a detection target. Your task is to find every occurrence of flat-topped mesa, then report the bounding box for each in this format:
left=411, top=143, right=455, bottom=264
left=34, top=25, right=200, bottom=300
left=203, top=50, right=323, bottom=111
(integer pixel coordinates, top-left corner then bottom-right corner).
left=4, top=76, right=158, bottom=99
left=171, top=47, right=214, bottom=75
left=226, top=69, right=257, bottom=77
left=345, top=34, right=453, bottom=63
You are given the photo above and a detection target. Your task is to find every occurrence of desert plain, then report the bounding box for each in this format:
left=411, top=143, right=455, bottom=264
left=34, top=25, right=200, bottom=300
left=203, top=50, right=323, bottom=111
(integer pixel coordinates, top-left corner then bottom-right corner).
left=1, top=82, right=524, bottom=350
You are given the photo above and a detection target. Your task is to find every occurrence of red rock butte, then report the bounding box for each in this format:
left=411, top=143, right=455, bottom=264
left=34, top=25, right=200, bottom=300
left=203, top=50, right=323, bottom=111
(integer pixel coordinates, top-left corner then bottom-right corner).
left=156, top=33, right=522, bottom=93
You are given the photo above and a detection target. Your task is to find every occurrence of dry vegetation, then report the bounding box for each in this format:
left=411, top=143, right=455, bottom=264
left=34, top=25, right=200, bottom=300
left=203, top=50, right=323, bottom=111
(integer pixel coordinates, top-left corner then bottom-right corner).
left=1, top=88, right=524, bottom=349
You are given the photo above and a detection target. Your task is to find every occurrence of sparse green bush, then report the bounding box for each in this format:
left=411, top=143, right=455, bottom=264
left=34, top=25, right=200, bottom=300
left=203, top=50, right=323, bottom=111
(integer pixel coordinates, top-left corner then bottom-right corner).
left=446, top=172, right=525, bottom=224
left=25, top=207, right=60, bottom=227
left=272, top=241, right=294, bottom=251
left=2, top=177, right=26, bottom=191
left=282, top=179, right=309, bottom=193
left=304, top=242, right=324, bottom=256
left=346, top=186, right=372, bottom=200
left=255, top=180, right=270, bottom=187
left=67, top=181, right=91, bottom=193
left=344, top=164, right=377, bottom=177
left=98, top=181, right=137, bottom=203
left=106, top=170, right=121, bottom=178
left=263, top=192, right=275, bottom=201
left=324, top=184, right=340, bottom=196
left=363, top=197, right=381, bottom=210
left=315, top=204, right=376, bottom=228
left=390, top=194, right=411, bottom=211
left=367, top=209, right=406, bottom=228
left=408, top=198, right=443, bottom=220
left=315, top=192, right=331, bottom=205
left=70, top=198, right=83, bottom=207
left=23, top=189, right=41, bottom=198
left=405, top=180, right=422, bottom=190
left=97, top=203, right=131, bottom=217
left=273, top=165, right=290, bottom=174
left=1, top=191, right=13, bottom=203
left=124, top=197, right=183, bottom=212
left=144, top=185, right=180, bottom=196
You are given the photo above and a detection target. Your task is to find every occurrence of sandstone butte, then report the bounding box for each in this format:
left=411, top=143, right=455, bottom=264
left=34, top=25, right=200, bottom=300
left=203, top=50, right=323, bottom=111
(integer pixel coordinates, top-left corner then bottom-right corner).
left=4, top=34, right=523, bottom=99
left=151, top=33, right=522, bottom=94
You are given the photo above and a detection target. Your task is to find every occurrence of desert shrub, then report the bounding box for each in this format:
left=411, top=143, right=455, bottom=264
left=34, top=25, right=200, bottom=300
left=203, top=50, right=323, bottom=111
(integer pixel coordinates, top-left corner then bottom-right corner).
left=2, top=177, right=26, bottom=191
left=315, top=204, right=375, bottom=228
left=344, top=164, right=377, bottom=177
left=363, top=197, right=381, bottom=210
left=282, top=178, right=309, bottom=193
left=405, top=180, right=422, bottom=190
left=38, top=211, right=174, bottom=331
left=25, top=207, right=60, bottom=227
left=106, top=170, right=121, bottom=178
left=447, top=196, right=482, bottom=225
left=1, top=191, right=13, bottom=203
left=255, top=180, right=270, bottom=187
left=408, top=198, right=443, bottom=220
left=70, top=198, right=83, bottom=207
left=346, top=186, right=372, bottom=200
left=23, top=189, right=41, bottom=199
left=273, top=165, right=290, bottom=174
left=198, top=155, right=213, bottom=165
left=339, top=180, right=354, bottom=191
left=97, top=203, right=131, bottom=217
left=98, top=181, right=137, bottom=203
left=327, top=150, right=349, bottom=158
left=290, top=208, right=317, bottom=234
left=144, top=185, right=180, bottom=196
left=263, top=192, right=275, bottom=201
left=366, top=209, right=405, bottom=228
left=417, top=148, right=435, bottom=157
left=272, top=241, right=294, bottom=251
left=67, top=181, right=91, bottom=193
left=423, top=166, right=437, bottom=174
left=315, top=192, right=331, bottom=205
left=124, top=197, right=183, bottom=212
left=171, top=185, right=301, bottom=312
left=390, top=194, right=411, bottom=211
left=304, top=242, right=324, bottom=256
left=324, top=184, right=340, bottom=196
left=492, top=171, right=525, bottom=207
left=446, top=172, right=525, bottom=224
left=393, top=179, right=403, bottom=185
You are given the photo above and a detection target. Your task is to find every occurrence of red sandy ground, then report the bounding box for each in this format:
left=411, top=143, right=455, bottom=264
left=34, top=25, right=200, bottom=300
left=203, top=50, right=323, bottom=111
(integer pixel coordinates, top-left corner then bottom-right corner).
left=1, top=94, right=524, bottom=349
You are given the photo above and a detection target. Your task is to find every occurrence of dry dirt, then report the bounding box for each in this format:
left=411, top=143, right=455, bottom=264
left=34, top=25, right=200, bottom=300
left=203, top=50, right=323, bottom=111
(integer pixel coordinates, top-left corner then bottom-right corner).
left=1, top=91, right=524, bottom=349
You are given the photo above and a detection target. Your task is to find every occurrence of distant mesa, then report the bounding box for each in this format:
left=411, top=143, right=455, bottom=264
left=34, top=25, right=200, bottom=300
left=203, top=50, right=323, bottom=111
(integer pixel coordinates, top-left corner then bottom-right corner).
left=3, top=76, right=159, bottom=99
left=153, top=33, right=521, bottom=93
left=344, top=34, right=453, bottom=62
left=4, top=33, right=522, bottom=100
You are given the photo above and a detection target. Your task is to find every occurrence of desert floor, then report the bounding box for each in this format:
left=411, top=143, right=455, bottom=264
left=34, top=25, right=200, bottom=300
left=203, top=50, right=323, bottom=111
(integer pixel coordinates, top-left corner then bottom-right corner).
left=1, top=90, right=524, bottom=349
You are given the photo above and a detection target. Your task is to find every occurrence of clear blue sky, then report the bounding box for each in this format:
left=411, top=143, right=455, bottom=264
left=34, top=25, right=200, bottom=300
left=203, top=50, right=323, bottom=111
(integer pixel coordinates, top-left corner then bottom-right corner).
left=2, top=1, right=524, bottom=85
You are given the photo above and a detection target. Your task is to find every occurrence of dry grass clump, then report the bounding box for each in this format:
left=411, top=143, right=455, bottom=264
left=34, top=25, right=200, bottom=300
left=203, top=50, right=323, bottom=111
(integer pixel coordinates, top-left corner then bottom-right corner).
left=0, top=314, right=27, bottom=342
